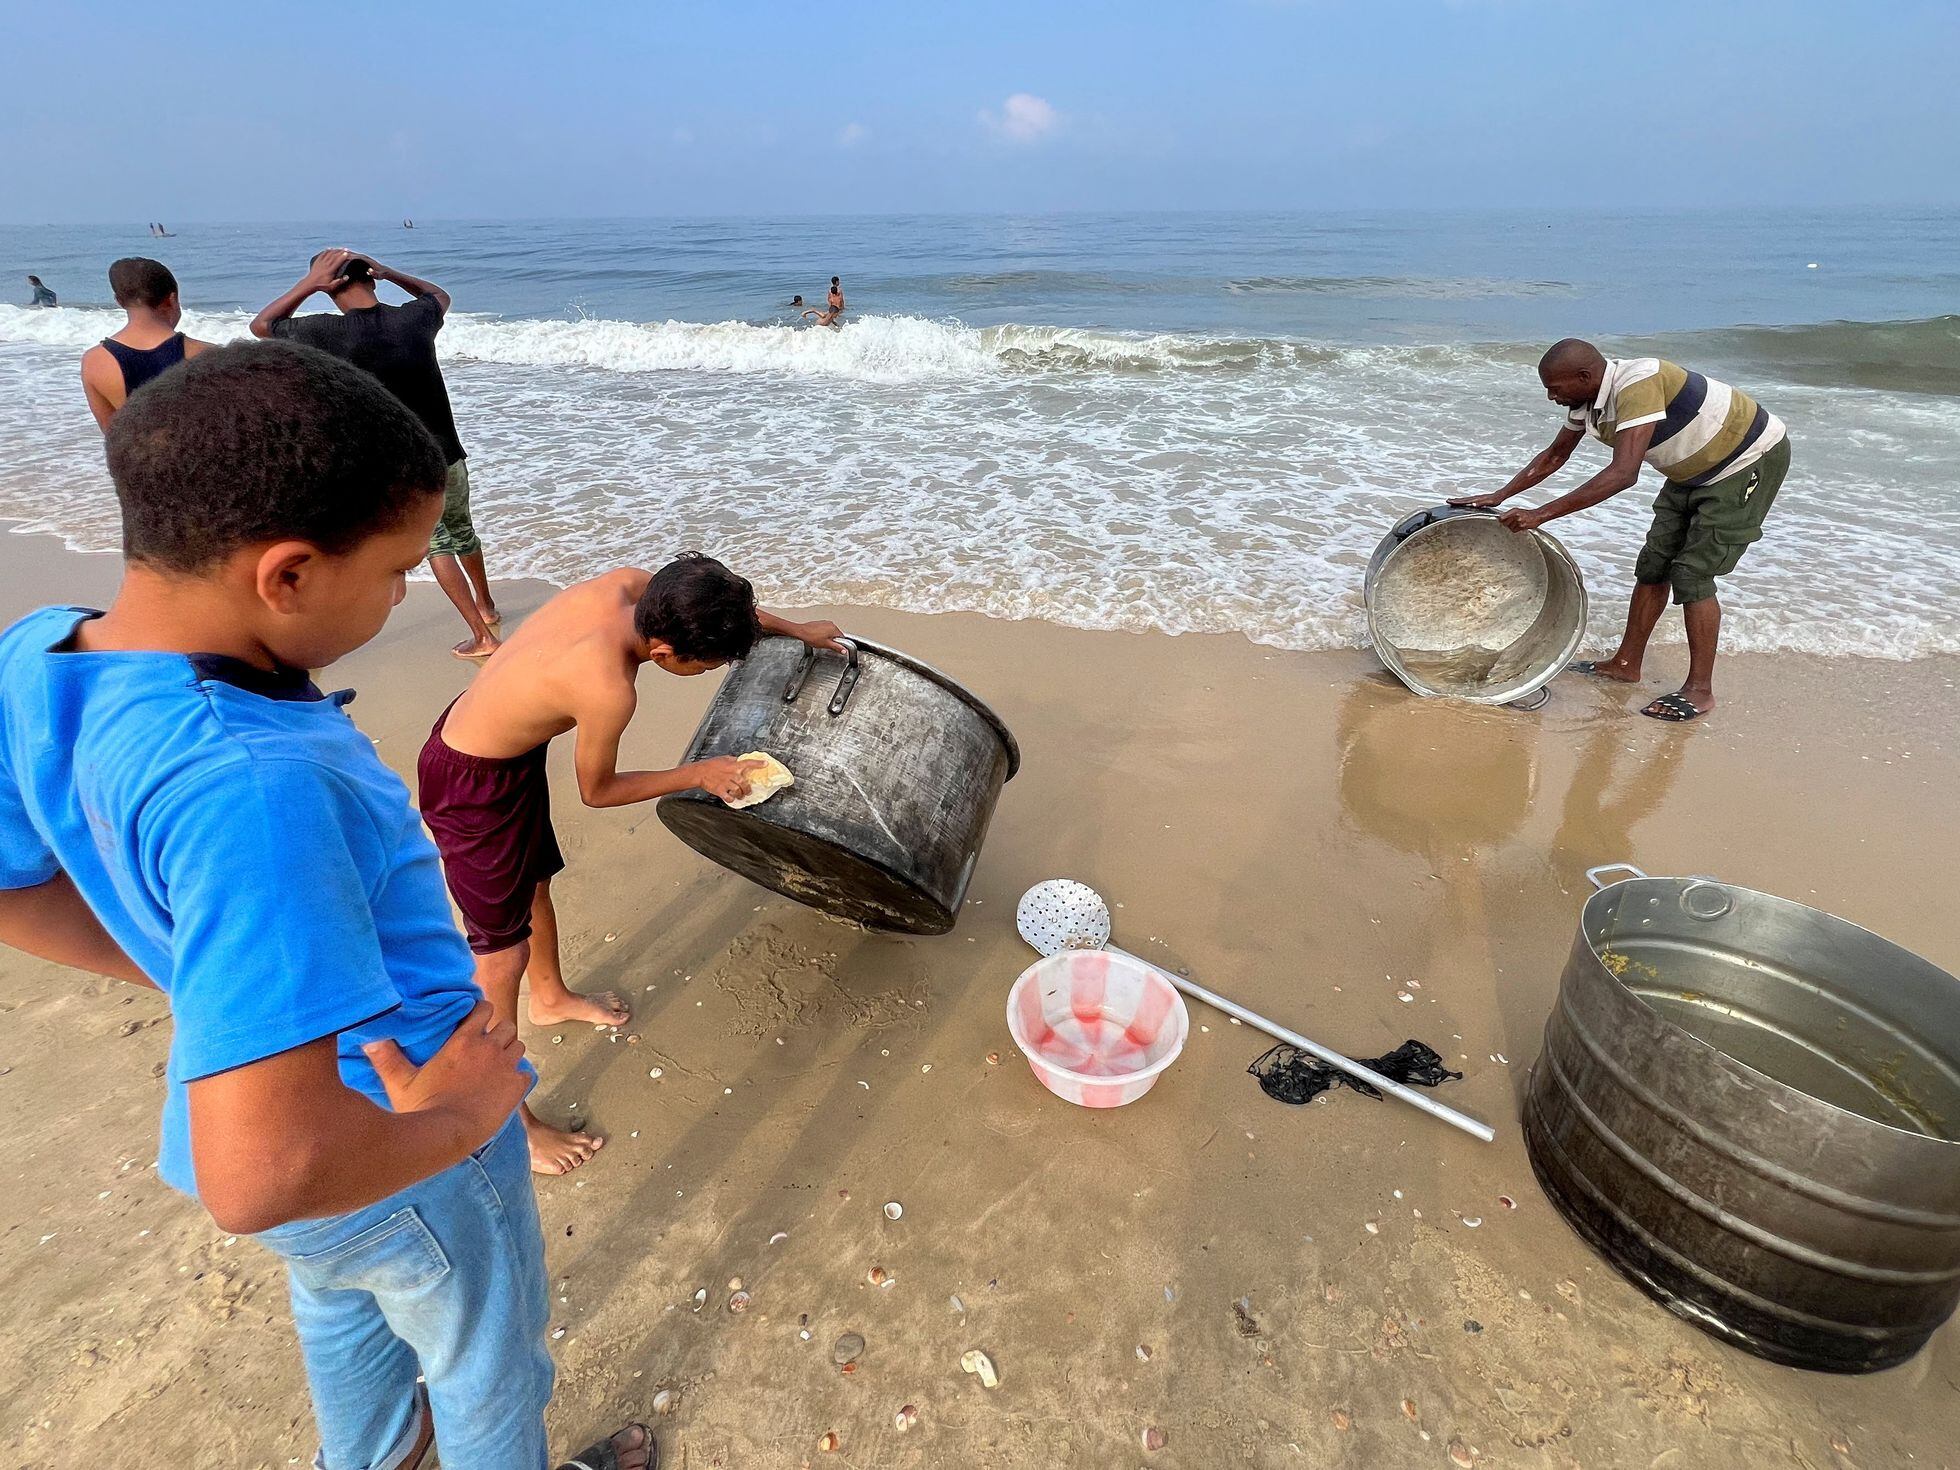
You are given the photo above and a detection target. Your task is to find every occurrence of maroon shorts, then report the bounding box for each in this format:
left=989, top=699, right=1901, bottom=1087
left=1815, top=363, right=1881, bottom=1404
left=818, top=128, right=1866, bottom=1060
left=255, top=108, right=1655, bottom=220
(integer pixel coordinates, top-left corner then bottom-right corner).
left=417, top=706, right=565, bottom=954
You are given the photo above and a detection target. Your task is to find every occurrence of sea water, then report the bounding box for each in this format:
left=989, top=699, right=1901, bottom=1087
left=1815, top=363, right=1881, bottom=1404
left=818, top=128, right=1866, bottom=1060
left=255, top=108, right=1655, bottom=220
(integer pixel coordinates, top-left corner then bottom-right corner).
left=2, top=209, right=1955, bottom=657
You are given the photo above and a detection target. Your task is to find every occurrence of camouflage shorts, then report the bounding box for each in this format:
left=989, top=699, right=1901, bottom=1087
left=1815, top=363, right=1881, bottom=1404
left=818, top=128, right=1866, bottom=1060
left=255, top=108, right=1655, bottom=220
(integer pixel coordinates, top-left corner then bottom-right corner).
left=428, top=459, right=482, bottom=559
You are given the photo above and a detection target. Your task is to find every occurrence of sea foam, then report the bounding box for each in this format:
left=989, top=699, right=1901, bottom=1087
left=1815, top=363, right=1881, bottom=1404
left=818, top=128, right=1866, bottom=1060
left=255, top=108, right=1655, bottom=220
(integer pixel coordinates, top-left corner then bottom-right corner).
left=2, top=309, right=1955, bottom=661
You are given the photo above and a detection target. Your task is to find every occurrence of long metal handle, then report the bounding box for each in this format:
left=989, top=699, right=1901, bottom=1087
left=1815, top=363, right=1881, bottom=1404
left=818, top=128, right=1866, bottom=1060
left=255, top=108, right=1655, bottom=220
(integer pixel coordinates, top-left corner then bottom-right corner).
left=782, top=639, right=862, bottom=716
left=1586, top=863, right=1649, bottom=892
left=827, top=638, right=863, bottom=716
left=1105, top=944, right=1496, bottom=1144
left=782, top=645, right=816, bottom=702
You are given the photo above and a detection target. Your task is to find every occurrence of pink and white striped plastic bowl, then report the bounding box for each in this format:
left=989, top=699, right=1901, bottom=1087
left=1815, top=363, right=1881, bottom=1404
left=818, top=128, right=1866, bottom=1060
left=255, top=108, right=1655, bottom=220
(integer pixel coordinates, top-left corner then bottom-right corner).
left=1006, top=950, right=1189, bottom=1108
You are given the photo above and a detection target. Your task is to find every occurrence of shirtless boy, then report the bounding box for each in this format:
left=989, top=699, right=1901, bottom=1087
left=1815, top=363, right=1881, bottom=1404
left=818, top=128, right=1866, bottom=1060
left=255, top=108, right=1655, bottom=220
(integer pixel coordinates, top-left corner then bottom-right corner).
left=418, top=554, right=843, bottom=1173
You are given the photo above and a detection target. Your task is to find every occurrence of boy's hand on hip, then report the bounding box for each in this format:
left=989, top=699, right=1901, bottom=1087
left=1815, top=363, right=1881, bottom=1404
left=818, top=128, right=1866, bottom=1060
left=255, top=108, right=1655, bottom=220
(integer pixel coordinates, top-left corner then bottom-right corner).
left=362, top=1000, right=527, bottom=1141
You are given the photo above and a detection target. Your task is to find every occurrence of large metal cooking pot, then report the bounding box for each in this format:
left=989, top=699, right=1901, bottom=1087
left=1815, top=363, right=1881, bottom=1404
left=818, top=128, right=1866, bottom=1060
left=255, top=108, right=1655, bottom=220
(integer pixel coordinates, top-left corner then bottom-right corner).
left=1524, top=864, right=1960, bottom=1373
left=657, top=636, right=1020, bottom=934
left=1365, top=505, right=1587, bottom=705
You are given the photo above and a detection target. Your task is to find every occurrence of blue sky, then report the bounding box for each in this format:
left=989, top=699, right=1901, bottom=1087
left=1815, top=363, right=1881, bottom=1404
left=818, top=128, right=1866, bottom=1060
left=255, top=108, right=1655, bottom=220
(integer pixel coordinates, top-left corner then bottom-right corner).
left=4, top=0, right=1956, bottom=221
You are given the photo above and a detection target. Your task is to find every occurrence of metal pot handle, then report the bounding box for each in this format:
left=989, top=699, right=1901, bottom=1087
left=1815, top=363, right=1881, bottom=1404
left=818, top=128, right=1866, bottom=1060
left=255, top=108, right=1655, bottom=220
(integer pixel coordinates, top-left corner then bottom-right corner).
left=782, top=639, right=863, bottom=718
left=1586, top=863, right=1649, bottom=891
left=1390, top=503, right=1496, bottom=547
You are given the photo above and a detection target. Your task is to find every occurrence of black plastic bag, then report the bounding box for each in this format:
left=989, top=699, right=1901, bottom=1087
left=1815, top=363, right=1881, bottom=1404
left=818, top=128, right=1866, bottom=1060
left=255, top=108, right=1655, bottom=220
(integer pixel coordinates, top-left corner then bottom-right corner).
left=1249, top=1038, right=1462, bottom=1106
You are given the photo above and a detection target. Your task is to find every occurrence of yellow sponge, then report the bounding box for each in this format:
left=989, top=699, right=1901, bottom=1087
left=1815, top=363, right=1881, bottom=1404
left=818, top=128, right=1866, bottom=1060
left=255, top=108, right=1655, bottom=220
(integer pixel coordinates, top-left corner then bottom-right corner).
left=726, top=751, right=795, bottom=809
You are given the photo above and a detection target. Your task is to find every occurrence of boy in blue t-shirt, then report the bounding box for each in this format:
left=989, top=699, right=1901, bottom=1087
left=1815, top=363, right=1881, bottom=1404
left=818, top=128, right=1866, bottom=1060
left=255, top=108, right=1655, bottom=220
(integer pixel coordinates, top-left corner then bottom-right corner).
left=0, top=342, right=652, bottom=1470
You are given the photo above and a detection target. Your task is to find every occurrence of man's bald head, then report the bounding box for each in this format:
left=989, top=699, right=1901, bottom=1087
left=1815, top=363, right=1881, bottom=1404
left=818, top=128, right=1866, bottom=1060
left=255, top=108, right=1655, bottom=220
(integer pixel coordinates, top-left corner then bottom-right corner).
left=1539, top=338, right=1607, bottom=409
left=1540, top=339, right=1604, bottom=377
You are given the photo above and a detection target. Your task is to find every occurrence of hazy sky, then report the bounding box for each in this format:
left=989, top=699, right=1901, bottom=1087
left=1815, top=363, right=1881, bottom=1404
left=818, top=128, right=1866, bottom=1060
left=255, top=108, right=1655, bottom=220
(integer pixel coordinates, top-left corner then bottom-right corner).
left=5, top=0, right=1957, bottom=222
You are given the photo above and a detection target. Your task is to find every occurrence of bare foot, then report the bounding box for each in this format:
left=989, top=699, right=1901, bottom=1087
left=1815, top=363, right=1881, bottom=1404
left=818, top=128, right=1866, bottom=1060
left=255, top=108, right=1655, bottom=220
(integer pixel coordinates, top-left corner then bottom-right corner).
left=529, top=987, right=631, bottom=1028
left=453, top=633, right=500, bottom=661
left=557, top=1423, right=655, bottom=1470
left=480, top=607, right=503, bottom=633
left=525, top=1111, right=604, bottom=1175
left=1572, top=656, right=1642, bottom=684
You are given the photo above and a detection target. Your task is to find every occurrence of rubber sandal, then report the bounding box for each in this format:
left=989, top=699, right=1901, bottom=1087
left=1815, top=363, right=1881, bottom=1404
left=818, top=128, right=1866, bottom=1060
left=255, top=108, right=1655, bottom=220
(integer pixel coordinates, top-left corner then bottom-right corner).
left=1641, top=692, right=1707, bottom=723
left=1566, top=659, right=1625, bottom=679
left=557, top=1423, right=655, bottom=1470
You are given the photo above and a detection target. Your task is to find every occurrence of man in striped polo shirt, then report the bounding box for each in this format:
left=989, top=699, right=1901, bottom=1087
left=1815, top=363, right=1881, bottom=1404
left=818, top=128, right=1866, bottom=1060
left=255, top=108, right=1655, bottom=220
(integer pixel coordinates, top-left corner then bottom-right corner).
left=1452, top=339, right=1789, bottom=722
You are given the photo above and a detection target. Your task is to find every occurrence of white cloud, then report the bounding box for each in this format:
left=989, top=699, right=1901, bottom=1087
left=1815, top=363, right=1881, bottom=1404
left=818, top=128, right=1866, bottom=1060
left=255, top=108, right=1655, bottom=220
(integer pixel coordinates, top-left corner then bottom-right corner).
left=979, top=93, right=1059, bottom=144
left=838, top=121, right=870, bottom=148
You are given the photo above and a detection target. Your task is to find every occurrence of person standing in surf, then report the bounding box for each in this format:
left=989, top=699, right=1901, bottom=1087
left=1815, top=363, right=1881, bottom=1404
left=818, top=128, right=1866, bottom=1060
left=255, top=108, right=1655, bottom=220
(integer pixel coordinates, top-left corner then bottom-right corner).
left=251, top=248, right=502, bottom=660
left=801, top=279, right=847, bottom=328
left=1452, top=339, right=1790, bottom=722
left=80, top=258, right=215, bottom=433
left=26, top=275, right=56, bottom=308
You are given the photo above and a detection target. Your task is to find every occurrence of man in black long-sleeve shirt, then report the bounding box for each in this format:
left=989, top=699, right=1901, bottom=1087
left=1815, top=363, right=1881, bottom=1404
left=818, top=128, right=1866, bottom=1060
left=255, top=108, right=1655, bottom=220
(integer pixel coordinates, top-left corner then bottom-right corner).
left=253, top=248, right=501, bottom=658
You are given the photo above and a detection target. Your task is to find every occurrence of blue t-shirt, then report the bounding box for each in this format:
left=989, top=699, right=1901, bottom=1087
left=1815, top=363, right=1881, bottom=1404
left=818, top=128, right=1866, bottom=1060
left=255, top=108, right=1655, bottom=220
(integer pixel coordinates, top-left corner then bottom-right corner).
left=0, top=606, right=487, bottom=1198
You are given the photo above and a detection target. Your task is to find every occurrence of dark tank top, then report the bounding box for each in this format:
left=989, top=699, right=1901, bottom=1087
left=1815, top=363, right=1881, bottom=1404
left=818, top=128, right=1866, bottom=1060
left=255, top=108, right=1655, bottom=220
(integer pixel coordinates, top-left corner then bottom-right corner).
left=101, top=334, right=187, bottom=396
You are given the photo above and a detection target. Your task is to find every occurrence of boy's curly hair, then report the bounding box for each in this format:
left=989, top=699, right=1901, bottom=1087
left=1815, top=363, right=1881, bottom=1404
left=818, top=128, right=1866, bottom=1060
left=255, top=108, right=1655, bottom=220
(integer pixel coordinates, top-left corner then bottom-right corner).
left=633, top=554, right=761, bottom=664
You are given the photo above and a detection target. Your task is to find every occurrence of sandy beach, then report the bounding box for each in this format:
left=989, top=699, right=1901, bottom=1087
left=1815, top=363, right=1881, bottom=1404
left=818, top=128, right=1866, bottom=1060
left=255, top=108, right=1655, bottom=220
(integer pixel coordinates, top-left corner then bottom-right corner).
left=0, top=523, right=1956, bottom=1469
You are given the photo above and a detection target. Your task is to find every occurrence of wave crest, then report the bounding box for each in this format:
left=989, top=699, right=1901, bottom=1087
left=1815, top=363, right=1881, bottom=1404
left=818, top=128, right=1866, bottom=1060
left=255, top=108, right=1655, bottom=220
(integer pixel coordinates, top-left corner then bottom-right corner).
left=5, top=306, right=1957, bottom=392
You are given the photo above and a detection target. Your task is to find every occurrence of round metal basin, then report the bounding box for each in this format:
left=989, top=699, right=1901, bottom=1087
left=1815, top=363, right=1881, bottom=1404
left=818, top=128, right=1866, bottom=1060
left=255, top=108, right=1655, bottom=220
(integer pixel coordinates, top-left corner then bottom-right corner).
left=1525, top=865, right=1960, bottom=1372
left=657, top=636, right=1019, bottom=934
left=1365, top=506, right=1587, bottom=705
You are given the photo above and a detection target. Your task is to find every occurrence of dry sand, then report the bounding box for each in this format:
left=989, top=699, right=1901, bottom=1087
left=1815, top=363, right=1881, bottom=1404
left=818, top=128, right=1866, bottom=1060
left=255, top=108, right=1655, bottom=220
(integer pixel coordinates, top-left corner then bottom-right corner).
left=0, top=526, right=1956, bottom=1469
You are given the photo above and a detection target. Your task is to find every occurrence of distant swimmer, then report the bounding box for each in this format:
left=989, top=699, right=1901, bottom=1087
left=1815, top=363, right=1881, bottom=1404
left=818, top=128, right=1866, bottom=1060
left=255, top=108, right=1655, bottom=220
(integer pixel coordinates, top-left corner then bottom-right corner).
left=1451, top=339, right=1790, bottom=723
left=79, top=258, right=216, bottom=433
left=26, top=275, right=56, bottom=308
left=404, top=218, right=414, bottom=229
left=828, top=275, right=845, bottom=314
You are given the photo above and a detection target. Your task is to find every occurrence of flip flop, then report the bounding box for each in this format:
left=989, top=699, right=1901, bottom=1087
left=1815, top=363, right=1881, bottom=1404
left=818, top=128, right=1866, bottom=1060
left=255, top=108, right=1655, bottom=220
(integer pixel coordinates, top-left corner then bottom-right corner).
left=1641, top=692, right=1707, bottom=723
left=557, top=1424, right=656, bottom=1470
left=1566, top=660, right=1623, bottom=679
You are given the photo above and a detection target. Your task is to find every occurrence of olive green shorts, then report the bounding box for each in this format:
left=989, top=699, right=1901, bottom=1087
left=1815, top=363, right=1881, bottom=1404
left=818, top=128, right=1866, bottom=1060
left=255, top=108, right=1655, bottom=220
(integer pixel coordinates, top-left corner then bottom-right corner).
left=428, top=459, right=482, bottom=560
left=1634, top=437, right=1790, bottom=605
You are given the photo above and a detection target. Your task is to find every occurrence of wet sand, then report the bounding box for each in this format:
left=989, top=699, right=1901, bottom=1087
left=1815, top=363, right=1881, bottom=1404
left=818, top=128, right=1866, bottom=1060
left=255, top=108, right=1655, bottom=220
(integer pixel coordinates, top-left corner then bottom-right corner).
left=1, top=526, right=1956, bottom=1468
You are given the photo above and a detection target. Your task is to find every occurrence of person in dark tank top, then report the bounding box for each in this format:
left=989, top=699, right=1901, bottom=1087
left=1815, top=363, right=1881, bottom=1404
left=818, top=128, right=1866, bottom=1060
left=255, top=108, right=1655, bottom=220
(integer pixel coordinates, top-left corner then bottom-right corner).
left=79, top=258, right=214, bottom=434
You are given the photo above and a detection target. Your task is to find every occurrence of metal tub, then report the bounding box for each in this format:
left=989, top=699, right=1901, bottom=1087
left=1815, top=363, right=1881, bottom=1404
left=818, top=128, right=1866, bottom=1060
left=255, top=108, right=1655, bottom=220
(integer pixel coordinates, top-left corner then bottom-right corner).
left=657, top=636, right=1020, bottom=934
left=1524, top=864, right=1960, bottom=1372
left=1365, top=505, right=1587, bottom=705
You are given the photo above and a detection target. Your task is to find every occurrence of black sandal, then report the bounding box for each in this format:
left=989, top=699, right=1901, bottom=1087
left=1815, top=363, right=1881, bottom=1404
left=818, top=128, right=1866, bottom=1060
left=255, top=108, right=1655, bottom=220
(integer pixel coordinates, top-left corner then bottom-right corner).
left=1641, top=692, right=1707, bottom=723
left=1566, top=659, right=1625, bottom=679
left=557, top=1423, right=656, bottom=1470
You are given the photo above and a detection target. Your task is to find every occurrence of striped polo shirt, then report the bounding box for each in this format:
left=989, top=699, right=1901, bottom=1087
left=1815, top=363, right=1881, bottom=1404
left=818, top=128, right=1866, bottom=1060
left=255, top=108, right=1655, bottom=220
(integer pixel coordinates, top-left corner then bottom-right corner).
left=1567, top=358, right=1785, bottom=488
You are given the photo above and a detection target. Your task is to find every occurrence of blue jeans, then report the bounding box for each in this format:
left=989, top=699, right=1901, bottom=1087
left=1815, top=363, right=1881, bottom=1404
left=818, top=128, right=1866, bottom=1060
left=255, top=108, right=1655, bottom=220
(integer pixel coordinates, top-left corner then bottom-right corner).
left=254, top=1114, right=553, bottom=1470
